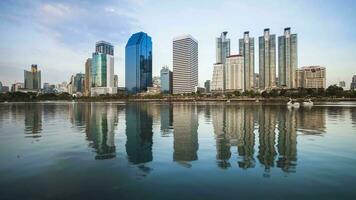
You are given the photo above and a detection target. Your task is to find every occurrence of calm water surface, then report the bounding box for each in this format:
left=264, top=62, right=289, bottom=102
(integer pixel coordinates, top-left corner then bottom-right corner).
left=0, top=102, right=356, bottom=200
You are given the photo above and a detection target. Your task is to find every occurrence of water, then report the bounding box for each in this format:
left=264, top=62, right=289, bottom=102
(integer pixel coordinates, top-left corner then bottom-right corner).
left=0, top=102, right=355, bottom=200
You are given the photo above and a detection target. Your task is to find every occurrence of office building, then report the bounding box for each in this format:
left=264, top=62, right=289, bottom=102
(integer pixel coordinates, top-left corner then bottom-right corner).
left=74, top=73, right=85, bottom=94
left=24, top=64, right=41, bottom=91
left=339, top=81, right=346, bottom=89
left=259, top=29, right=276, bottom=90
left=278, top=27, right=298, bottom=88
left=125, top=32, right=152, bottom=94
left=296, top=66, right=326, bottom=89
left=204, top=80, right=211, bottom=93
left=173, top=35, right=198, bottom=94
left=84, top=58, right=91, bottom=96
left=239, top=31, right=255, bottom=91
left=225, top=55, right=244, bottom=92
left=211, top=63, right=224, bottom=92
left=216, top=32, right=231, bottom=65
left=351, top=75, right=356, bottom=90
left=91, top=41, right=116, bottom=96
left=160, top=66, right=173, bottom=94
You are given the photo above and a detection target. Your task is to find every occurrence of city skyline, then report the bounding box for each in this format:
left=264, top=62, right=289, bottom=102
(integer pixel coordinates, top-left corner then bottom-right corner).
left=0, top=0, right=355, bottom=88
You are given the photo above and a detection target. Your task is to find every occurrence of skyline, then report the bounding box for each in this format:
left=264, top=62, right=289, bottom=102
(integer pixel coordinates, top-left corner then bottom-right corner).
left=0, top=0, right=355, bottom=87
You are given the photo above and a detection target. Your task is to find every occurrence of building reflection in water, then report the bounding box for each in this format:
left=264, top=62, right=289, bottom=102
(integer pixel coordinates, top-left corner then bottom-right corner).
left=160, top=103, right=173, bottom=136
left=297, top=107, right=326, bottom=135
left=125, top=103, right=153, bottom=164
left=277, top=107, right=297, bottom=173
left=173, top=104, right=199, bottom=167
left=72, top=103, right=118, bottom=160
left=24, top=103, right=42, bottom=137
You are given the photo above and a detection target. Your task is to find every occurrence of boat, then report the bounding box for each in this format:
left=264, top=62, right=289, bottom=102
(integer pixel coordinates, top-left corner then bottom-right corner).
left=303, top=98, right=313, bottom=107
left=227, top=99, right=231, bottom=103
left=287, top=98, right=300, bottom=108
left=255, top=98, right=259, bottom=103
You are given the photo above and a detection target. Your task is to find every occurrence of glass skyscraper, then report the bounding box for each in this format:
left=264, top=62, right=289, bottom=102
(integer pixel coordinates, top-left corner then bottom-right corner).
left=160, top=66, right=172, bottom=94
left=239, top=31, right=255, bottom=91
left=259, top=28, right=276, bottom=90
left=278, top=27, right=298, bottom=88
left=24, top=64, right=41, bottom=91
left=125, top=32, right=152, bottom=94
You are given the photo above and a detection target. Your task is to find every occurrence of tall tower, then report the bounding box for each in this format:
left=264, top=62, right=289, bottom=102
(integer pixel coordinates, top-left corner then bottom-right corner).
left=173, top=35, right=198, bottom=94
left=239, top=31, right=255, bottom=91
left=259, top=28, right=276, bottom=90
left=125, top=32, right=152, bottom=94
left=278, top=27, right=298, bottom=88
left=24, top=64, right=41, bottom=91
left=212, top=32, right=230, bottom=92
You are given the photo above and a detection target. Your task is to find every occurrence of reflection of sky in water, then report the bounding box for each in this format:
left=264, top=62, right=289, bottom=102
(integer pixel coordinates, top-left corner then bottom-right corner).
left=0, top=102, right=355, bottom=200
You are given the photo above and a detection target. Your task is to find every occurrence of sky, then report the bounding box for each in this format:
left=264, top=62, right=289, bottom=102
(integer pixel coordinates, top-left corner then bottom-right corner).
left=0, top=0, right=355, bottom=88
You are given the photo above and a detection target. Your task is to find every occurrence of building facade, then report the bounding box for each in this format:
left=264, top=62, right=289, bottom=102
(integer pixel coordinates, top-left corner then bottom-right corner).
left=350, top=75, right=356, bottom=90
left=125, top=32, right=152, bottom=94
left=91, top=41, right=116, bottom=96
left=259, top=29, right=276, bottom=90
left=84, top=58, right=92, bottom=96
left=204, top=80, right=211, bottom=93
left=173, top=35, right=198, bottom=94
left=225, top=55, right=244, bottom=92
left=211, top=63, right=224, bottom=92
left=239, top=31, right=255, bottom=91
left=11, top=82, right=24, bottom=92
left=74, top=73, right=85, bottom=94
left=24, top=64, right=41, bottom=91
left=160, top=66, right=173, bottom=94
left=278, top=27, right=298, bottom=88
left=296, top=66, right=326, bottom=89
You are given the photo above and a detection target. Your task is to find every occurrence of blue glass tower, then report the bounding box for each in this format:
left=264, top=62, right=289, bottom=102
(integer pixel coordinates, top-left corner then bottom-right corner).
left=125, top=32, right=152, bottom=94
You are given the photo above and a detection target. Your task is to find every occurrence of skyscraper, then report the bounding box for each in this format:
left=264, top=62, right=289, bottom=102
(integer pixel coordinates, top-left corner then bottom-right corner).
left=125, top=32, right=152, bottom=94
left=350, top=75, right=356, bottom=90
left=91, top=41, right=116, bottom=96
left=84, top=58, right=91, bottom=96
left=225, top=55, right=244, bottom=92
left=211, top=32, right=230, bottom=92
left=24, top=64, right=41, bottom=91
left=173, top=35, right=198, bottom=94
left=239, top=31, right=255, bottom=91
left=204, top=80, right=211, bottom=93
left=160, top=66, right=173, bottom=94
left=278, top=27, right=298, bottom=88
left=259, top=29, right=276, bottom=90
left=73, top=73, right=85, bottom=93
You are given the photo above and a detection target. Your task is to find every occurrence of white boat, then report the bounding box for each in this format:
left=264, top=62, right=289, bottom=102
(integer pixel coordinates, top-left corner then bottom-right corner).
left=303, top=98, right=313, bottom=107
left=287, top=98, right=300, bottom=108
left=226, top=99, right=231, bottom=103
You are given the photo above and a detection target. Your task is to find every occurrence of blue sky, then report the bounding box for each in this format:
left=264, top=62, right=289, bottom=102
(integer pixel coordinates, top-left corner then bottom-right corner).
left=0, top=0, right=355, bottom=88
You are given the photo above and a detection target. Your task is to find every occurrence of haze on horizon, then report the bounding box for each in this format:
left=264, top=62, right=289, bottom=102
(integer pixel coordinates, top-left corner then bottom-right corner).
left=0, top=0, right=355, bottom=88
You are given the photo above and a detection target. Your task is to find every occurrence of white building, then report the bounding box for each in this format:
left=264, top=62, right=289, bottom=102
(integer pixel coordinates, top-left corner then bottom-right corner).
left=173, top=35, right=198, bottom=94
left=225, top=55, right=245, bottom=92
left=211, top=63, right=224, bottom=92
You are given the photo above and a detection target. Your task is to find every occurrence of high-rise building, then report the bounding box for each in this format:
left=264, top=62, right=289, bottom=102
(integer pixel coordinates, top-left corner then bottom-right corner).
left=84, top=58, right=92, bottom=96
left=74, top=73, right=85, bottom=94
left=24, top=64, right=41, bottom=91
left=91, top=41, right=116, bottom=96
left=259, top=29, right=276, bottom=90
left=239, top=31, right=255, bottom=91
left=160, top=66, right=173, bottom=94
left=212, top=32, right=230, bottom=92
left=225, top=55, right=244, bottom=92
left=296, top=66, right=326, bottom=88
left=211, top=63, right=224, bottom=92
left=278, top=27, right=298, bottom=88
left=204, top=80, right=211, bottom=93
left=254, top=73, right=260, bottom=89
left=125, top=32, right=152, bottom=94
left=173, top=35, right=198, bottom=94
left=351, top=75, right=356, bottom=90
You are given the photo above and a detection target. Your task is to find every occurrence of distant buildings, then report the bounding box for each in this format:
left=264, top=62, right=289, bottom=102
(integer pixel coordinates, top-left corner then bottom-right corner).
left=91, top=41, right=116, bottom=96
left=24, top=64, right=41, bottom=91
left=239, top=31, right=255, bottom=91
left=211, top=63, right=224, bottom=92
left=351, top=75, right=356, bottom=90
left=160, top=66, right=173, bottom=94
left=296, top=66, right=326, bottom=89
left=73, top=73, right=85, bottom=94
left=11, top=82, right=24, bottom=92
left=43, top=83, right=55, bottom=93
left=216, top=32, right=231, bottom=66
left=173, top=35, right=198, bottom=94
left=259, top=29, right=276, bottom=90
left=339, top=81, right=346, bottom=89
left=278, top=27, right=298, bottom=88
left=225, top=55, right=244, bottom=92
left=84, top=58, right=92, bottom=96
left=204, top=80, right=211, bottom=93
left=125, top=32, right=152, bottom=94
